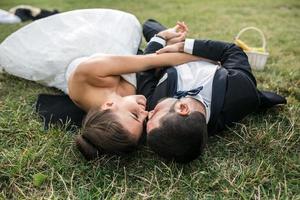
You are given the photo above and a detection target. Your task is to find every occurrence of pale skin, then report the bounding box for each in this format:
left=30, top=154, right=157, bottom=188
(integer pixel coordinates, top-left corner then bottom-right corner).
left=68, top=22, right=196, bottom=111
left=68, top=51, right=200, bottom=110
left=67, top=22, right=201, bottom=140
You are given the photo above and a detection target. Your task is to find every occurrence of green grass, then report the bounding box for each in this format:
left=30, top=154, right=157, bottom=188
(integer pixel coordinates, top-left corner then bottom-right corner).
left=0, top=0, right=299, bottom=199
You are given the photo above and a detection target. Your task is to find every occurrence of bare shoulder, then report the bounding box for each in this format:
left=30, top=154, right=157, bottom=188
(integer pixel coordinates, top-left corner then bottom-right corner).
left=68, top=83, right=104, bottom=111
left=68, top=71, right=119, bottom=111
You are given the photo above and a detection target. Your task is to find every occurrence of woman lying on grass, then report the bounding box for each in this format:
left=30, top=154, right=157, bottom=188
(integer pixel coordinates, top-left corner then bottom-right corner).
left=0, top=8, right=199, bottom=159
left=72, top=22, right=201, bottom=159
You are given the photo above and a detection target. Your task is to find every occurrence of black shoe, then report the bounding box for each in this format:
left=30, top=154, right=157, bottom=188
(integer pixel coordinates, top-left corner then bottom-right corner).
left=142, top=19, right=167, bottom=42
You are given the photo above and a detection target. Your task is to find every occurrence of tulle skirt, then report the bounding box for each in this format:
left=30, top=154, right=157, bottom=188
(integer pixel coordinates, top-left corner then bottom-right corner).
left=0, top=9, right=142, bottom=93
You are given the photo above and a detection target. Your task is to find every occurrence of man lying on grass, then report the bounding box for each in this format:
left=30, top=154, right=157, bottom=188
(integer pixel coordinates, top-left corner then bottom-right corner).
left=138, top=19, right=286, bottom=163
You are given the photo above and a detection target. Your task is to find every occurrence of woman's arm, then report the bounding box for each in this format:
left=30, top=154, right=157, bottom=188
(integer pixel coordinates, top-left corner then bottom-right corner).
left=75, top=52, right=200, bottom=78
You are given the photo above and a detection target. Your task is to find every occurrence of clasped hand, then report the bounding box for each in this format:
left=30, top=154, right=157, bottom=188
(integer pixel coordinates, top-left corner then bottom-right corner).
left=156, top=21, right=188, bottom=54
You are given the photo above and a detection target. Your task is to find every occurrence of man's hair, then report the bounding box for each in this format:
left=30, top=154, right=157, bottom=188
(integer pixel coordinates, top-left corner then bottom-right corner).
left=147, top=111, right=208, bottom=163
left=75, top=109, right=137, bottom=160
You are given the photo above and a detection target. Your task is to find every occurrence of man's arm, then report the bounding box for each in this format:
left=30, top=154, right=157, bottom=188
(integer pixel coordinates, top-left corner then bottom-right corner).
left=137, top=24, right=187, bottom=99
left=186, top=39, right=255, bottom=83
left=157, top=39, right=256, bottom=84
left=137, top=35, right=167, bottom=99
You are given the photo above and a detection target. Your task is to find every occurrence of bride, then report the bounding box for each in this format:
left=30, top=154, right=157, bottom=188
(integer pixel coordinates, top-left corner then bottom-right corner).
left=0, top=9, right=200, bottom=159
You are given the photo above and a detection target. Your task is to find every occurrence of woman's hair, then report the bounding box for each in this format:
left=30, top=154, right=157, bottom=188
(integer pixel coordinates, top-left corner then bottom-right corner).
left=76, top=108, right=137, bottom=160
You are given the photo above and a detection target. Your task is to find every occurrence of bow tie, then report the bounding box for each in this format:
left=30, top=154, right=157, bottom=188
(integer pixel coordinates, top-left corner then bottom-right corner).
left=173, top=86, right=203, bottom=99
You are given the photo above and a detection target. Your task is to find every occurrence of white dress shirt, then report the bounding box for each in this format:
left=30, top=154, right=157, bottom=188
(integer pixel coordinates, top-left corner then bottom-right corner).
left=150, top=37, right=218, bottom=123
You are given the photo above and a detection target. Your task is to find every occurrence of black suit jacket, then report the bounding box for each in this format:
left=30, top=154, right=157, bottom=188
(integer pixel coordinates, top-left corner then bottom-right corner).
left=137, top=39, right=286, bottom=135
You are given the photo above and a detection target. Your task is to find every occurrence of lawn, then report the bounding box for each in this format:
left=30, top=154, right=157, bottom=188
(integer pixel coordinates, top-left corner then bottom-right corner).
left=0, top=0, right=299, bottom=199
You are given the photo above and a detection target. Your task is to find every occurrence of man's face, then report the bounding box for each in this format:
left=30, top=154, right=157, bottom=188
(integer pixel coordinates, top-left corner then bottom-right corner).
left=147, top=98, right=177, bottom=133
left=105, top=95, right=148, bottom=142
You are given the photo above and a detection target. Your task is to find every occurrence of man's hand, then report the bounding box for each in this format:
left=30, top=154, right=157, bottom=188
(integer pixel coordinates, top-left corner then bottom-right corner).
left=156, top=42, right=184, bottom=54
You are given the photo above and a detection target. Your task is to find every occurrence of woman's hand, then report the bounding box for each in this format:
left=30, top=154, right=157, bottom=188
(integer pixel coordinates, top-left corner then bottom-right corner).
left=157, top=21, right=188, bottom=44
left=156, top=21, right=188, bottom=54
left=167, top=21, right=188, bottom=45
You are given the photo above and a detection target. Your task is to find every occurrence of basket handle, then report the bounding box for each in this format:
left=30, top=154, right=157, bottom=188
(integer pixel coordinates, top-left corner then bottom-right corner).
left=235, top=27, right=267, bottom=50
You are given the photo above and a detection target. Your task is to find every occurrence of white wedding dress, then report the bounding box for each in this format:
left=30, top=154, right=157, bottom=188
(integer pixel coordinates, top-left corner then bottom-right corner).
left=0, top=9, right=142, bottom=93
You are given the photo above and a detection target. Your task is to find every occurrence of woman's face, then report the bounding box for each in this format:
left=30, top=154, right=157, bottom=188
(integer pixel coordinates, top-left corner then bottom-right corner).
left=102, top=95, right=148, bottom=142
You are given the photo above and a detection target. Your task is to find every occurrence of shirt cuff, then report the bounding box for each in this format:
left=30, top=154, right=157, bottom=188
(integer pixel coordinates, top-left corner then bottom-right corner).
left=148, top=36, right=166, bottom=47
left=184, top=38, right=195, bottom=54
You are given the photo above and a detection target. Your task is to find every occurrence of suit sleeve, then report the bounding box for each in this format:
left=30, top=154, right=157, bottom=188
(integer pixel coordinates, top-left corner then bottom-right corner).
left=136, top=37, right=167, bottom=100
left=184, top=39, right=256, bottom=84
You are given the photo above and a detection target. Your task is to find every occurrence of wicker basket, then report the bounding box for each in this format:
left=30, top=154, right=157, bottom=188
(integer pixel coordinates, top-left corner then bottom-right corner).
left=235, top=27, right=269, bottom=70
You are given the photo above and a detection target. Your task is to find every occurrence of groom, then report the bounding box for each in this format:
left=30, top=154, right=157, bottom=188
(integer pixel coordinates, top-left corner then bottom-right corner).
left=137, top=19, right=286, bottom=163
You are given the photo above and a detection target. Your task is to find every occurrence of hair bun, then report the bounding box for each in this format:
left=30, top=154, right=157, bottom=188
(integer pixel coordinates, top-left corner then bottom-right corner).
left=75, top=135, right=100, bottom=160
